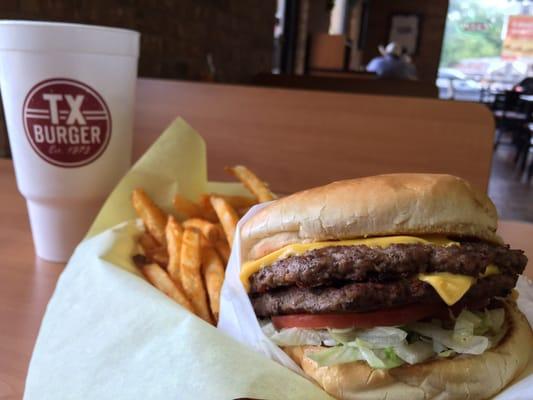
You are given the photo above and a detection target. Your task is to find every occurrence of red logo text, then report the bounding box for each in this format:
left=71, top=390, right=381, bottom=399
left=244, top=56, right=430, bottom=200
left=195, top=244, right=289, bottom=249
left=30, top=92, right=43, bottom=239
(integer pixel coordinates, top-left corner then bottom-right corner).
left=23, top=78, right=111, bottom=167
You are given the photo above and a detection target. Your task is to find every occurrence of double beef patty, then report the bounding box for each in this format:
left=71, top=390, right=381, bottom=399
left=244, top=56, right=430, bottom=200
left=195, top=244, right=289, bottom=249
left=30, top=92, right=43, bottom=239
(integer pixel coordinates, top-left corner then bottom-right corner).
left=249, top=242, right=527, bottom=317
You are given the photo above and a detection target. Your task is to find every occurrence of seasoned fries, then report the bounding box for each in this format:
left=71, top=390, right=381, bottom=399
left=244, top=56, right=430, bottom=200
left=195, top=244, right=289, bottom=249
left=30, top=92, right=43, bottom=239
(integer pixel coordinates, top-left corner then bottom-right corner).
left=165, top=216, right=183, bottom=284
left=183, top=218, right=220, bottom=242
left=199, top=193, right=256, bottom=213
left=131, top=164, right=274, bottom=325
left=225, top=165, right=276, bottom=202
left=173, top=194, right=204, bottom=219
left=236, top=206, right=252, bottom=217
left=141, top=263, right=195, bottom=313
left=149, top=247, right=169, bottom=267
left=132, top=188, right=167, bottom=245
left=138, top=232, right=159, bottom=253
left=179, top=228, right=213, bottom=324
left=202, top=246, right=225, bottom=322
left=138, top=232, right=168, bottom=267
left=214, top=239, right=231, bottom=265
left=210, top=196, right=239, bottom=246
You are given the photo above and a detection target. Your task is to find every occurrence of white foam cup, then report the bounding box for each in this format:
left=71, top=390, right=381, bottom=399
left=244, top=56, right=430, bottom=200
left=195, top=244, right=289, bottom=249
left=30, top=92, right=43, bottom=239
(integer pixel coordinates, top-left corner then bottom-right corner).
left=0, top=21, right=140, bottom=262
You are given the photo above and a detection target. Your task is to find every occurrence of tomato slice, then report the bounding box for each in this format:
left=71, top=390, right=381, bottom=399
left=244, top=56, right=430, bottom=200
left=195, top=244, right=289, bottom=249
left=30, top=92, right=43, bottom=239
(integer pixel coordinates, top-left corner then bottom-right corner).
left=271, top=297, right=492, bottom=330
left=272, top=303, right=445, bottom=329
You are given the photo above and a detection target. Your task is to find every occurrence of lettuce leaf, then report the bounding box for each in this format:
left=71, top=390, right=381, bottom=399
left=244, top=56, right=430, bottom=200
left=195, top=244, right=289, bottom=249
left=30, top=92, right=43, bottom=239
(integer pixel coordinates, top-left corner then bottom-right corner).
left=484, top=308, right=505, bottom=333
left=327, top=328, right=357, bottom=344
left=307, top=346, right=363, bottom=367
left=307, top=339, right=405, bottom=369
left=354, top=327, right=407, bottom=349
left=354, top=339, right=404, bottom=369
left=407, top=322, right=489, bottom=355
left=263, top=324, right=333, bottom=346
left=437, top=349, right=456, bottom=358
left=394, top=341, right=434, bottom=364
left=263, top=307, right=508, bottom=369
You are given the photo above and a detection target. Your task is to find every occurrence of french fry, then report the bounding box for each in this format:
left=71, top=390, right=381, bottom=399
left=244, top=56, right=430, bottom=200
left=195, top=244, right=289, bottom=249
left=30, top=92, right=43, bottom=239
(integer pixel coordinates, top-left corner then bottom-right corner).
left=210, top=196, right=239, bottom=246
left=213, top=223, right=225, bottom=237
left=166, top=216, right=183, bottom=284
left=138, top=232, right=168, bottom=267
left=141, top=263, right=195, bottom=314
left=214, top=239, right=231, bottom=265
left=173, top=194, right=204, bottom=219
left=132, top=254, right=149, bottom=268
left=183, top=218, right=220, bottom=242
left=225, top=165, right=276, bottom=202
left=174, top=194, right=218, bottom=222
left=138, top=232, right=159, bottom=254
left=201, top=209, right=219, bottom=222
left=202, top=246, right=225, bottom=323
left=179, top=228, right=213, bottom=324
left=132, top=188, right=167, bottom=245
left=206, top=224, right=230, bottom=263
left=199, top=193, right=257, bottom=212
left=236, top=206, right=252, bottom=217
left=148, top=247, right=169, bottom=268
left=199, top=233, right=212, bottom=250
left=132, top=164, right=273, bottom=324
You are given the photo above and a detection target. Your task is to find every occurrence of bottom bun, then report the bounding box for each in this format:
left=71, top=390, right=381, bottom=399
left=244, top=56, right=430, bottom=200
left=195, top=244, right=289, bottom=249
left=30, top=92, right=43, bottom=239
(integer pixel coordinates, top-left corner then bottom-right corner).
left=283, top=301, right=533, bottom=400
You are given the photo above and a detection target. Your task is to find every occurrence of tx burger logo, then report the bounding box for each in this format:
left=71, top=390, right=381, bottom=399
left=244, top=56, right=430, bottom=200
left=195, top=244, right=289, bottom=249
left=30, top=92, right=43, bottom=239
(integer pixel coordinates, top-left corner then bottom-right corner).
left=23, top=78, right=111, bottom=168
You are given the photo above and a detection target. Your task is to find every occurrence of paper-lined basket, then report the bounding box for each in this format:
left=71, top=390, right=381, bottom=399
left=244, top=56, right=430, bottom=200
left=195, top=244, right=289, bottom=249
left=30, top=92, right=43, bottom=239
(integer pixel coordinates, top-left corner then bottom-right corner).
left=24, top=118, right=332, bottom=400
left=25, top=118, right=533, bottom=400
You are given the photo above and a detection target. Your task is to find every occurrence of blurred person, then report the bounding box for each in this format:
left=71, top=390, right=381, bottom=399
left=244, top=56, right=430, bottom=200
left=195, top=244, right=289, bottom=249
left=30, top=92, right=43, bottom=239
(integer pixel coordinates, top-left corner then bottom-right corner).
left=401, top=46, right=418, bottom=80
left=366, top=42, right=417, bottom=80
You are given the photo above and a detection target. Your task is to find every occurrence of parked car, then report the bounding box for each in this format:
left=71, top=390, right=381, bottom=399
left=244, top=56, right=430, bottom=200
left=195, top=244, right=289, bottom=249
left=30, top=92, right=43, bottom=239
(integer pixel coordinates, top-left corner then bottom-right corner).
left=512, top=77, right=533, bottom=94
left=436, top=68, right=482, bottom=101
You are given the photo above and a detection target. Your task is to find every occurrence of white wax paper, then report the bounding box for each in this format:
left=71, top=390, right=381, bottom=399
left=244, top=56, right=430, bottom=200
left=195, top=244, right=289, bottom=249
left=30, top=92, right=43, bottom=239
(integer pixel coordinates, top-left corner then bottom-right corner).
left=24, top=119, right=331, bottom=400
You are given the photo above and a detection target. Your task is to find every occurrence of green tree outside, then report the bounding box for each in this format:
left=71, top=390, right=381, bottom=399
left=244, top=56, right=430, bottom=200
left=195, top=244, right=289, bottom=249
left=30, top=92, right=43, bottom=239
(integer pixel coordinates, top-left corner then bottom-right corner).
left=440, top=0, right=504, bottom=67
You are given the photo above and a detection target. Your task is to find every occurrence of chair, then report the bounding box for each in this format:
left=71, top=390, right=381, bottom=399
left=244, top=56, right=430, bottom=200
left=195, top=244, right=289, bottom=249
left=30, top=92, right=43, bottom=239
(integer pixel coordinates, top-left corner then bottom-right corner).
left=512, top=100, right=533, bottom=179
left=307, top=34, right=348, bottom=71
left=133, top=78, right=494, bottom=193
left=492, top=91, right=522, bottom=150
left=527, top=155, right=533, bottom=183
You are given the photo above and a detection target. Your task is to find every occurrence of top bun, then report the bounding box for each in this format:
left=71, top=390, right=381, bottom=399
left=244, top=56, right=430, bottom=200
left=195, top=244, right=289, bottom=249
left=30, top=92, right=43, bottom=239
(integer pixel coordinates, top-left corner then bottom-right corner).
left=241, top=174, right=500, bottom=262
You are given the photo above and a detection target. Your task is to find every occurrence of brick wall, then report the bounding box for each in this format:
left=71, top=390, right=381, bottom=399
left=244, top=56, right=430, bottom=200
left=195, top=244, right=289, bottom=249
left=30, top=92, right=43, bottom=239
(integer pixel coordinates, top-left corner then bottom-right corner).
left=0, top=0, right=276, bottom=83
left=363, top=0, right=449, bottom=82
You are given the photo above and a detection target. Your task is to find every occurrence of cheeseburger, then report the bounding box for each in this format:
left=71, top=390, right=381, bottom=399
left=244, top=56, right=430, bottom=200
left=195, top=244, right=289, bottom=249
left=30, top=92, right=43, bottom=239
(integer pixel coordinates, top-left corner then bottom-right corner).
left=240, top=174, right=532, bottom=400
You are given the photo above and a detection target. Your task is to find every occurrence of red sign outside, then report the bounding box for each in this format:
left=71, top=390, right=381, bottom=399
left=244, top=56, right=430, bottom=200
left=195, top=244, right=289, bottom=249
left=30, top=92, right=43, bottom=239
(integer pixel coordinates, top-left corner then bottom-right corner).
left=506, top=15, right=533, bottom=40
left=23, top=78, right=111, bottom=168
left=502, top=15, right=533, bottom=59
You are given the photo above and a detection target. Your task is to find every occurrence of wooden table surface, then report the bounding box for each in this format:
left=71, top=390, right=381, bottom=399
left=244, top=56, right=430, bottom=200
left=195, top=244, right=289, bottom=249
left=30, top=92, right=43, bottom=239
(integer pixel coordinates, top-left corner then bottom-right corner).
left=0, top=160, right=64, bottom=399
left=1, top=157, right=532, bottom=399
left=0, top=155, right=533, bottom=400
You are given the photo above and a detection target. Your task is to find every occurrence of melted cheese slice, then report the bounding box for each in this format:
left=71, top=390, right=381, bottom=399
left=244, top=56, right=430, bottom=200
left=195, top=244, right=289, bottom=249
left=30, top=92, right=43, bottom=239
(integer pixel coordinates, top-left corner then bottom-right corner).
left=418, top=272, right=475, bottom=306
left=418, top=264, right=500, bottom=306
left=480, top=264, right=500, bottom=278
left=241, top=235, right=458, bottom=291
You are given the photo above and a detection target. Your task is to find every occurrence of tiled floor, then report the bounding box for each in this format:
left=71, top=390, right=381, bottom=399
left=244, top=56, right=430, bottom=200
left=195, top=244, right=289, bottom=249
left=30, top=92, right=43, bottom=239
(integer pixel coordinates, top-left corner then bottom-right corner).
left=488, top=146, right=533, bottom=222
